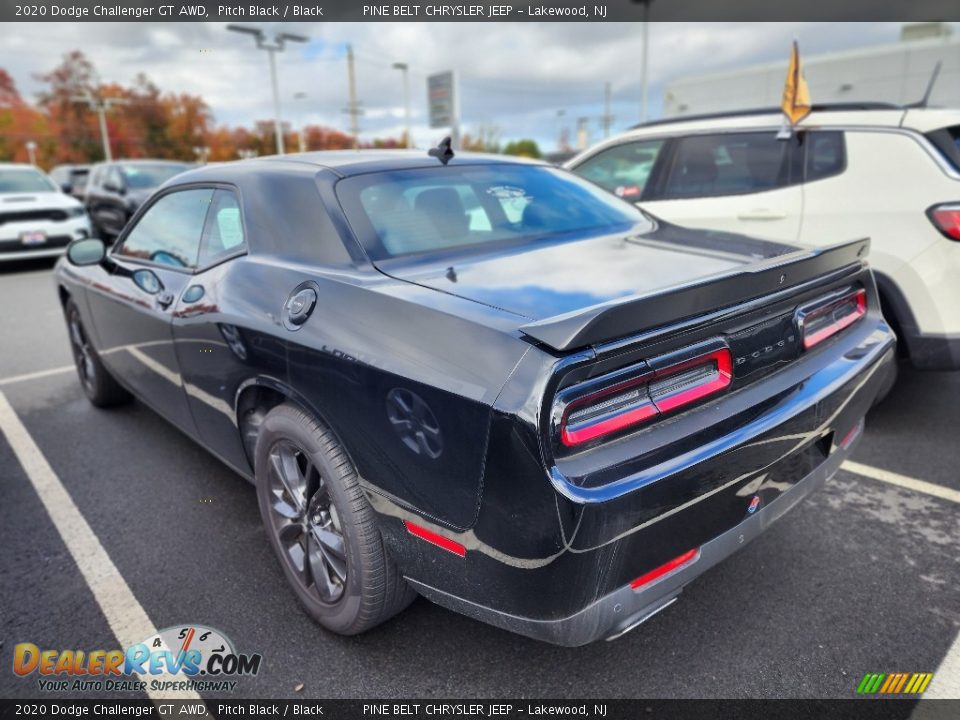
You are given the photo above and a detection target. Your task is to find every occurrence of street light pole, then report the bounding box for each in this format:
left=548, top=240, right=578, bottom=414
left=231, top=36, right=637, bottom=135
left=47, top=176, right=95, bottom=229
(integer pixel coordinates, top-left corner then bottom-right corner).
left=227, top=24, right=309, bottom=155
left=392, top=62, right=411, bottom=148
left=25, top=141, right=37, bottom=166
left=631, top=0, right=654, bottom=123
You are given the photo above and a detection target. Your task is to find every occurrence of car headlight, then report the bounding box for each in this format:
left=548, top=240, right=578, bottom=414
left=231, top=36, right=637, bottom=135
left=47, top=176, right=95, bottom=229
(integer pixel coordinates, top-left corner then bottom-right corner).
left=66, top=206, right=87, bottom=218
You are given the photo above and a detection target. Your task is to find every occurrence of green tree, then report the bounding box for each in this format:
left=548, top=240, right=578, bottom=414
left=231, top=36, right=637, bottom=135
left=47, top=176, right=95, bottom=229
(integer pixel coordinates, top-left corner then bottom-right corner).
left=502, top=139, right=541, bottom=159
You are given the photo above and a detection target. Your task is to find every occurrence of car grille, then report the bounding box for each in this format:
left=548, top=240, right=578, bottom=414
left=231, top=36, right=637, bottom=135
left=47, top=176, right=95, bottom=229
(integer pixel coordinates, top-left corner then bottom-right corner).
left=0, top=235, right=73, bottom=253
left=0, top=209, right=69, bottom=225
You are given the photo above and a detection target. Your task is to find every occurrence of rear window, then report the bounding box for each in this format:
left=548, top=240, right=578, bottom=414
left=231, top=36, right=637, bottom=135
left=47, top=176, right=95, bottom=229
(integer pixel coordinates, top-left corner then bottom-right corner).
left=337, top=164, right=651, bottom=260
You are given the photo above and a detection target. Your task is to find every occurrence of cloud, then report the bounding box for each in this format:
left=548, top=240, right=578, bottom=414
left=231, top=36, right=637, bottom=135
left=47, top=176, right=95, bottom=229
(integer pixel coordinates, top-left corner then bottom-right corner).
left=0, top=21, right=944, bottom=151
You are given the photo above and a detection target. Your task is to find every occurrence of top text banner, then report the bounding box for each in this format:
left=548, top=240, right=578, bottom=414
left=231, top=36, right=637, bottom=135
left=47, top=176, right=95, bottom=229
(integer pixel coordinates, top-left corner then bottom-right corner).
left=3, top=0, right=960, bottom=22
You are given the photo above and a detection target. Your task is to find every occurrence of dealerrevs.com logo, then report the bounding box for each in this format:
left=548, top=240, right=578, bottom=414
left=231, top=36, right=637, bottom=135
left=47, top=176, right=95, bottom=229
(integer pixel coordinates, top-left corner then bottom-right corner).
left=13, top=625, right=262, bottom=693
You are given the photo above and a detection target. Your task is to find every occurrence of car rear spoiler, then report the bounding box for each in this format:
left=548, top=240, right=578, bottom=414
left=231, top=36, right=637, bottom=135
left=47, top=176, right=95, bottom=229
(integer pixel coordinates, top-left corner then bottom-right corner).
left=519, top=238, right=870, bottom=352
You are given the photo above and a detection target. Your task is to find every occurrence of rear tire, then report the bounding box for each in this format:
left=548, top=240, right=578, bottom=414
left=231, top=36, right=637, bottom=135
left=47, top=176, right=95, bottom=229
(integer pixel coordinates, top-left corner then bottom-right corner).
left=65, top=299, right=131, bottom=408
left=254, top=403, right=416, bottom=635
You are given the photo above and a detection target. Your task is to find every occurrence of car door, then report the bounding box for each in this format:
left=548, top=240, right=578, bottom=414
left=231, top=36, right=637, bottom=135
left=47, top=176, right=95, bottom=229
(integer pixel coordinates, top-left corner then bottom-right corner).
left=84, top=186, right=214, bottom=431
left=640, top=131, right=804, bottom=243
left=169, top=188, right=275, bottom=473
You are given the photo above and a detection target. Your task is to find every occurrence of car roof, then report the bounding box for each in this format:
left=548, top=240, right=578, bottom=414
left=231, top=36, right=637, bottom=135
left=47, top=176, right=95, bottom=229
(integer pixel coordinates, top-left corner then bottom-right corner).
left=165, top=150, right=548, bottom=185
left=0, top=163, right=43, bottom=170
left=566, top=104, right=960, bottom=166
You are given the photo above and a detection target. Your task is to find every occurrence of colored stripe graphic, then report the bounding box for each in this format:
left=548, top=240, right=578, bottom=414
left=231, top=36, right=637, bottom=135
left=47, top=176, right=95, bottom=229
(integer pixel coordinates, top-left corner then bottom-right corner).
left=857, top=672, right=933, bottom=694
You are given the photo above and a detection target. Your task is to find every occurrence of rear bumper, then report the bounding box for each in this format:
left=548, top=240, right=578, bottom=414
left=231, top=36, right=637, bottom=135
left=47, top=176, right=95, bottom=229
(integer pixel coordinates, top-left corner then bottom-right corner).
left=409, top=430, right=854, bottom=646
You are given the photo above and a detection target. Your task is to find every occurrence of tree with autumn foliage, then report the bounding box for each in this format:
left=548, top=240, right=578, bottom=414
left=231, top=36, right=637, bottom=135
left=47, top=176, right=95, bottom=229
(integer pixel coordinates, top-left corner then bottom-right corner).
left=0, top=69, right=50, bottom=165
left=1, top=50, right=403, bottom=169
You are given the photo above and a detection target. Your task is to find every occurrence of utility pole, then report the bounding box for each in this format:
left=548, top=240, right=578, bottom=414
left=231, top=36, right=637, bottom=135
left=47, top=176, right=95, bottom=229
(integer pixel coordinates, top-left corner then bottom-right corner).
left=601, top=82, right=614, bottom=138
left=345, top=44, right=362, bottom=149
left=72, top=93, right=127, bottom=161
left=293, top=92, right=308, bottom=152
left=392, top=62, right=411, bottom=148
left=631, top=0, right=654, bottom=123
left=227, top=25, right=309, bottom=155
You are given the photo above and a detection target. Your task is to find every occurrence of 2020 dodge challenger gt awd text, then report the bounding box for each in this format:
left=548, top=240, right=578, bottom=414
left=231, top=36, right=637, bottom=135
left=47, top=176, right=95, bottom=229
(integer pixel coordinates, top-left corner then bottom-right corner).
left=55, top=150, right=895, bottom=645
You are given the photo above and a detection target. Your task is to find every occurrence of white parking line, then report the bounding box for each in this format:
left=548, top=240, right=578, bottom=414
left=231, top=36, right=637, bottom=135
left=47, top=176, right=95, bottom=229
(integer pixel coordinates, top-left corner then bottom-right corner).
left=841, top=460, right=960, bottom=505
left=0, top=391, right=201, bottom=702
left=0, top=365, right=74, bottom=387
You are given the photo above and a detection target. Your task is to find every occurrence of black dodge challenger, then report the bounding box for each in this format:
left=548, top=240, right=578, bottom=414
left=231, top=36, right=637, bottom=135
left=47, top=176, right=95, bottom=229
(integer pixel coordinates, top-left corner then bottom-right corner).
left=55, top=148, right=896, bottom=645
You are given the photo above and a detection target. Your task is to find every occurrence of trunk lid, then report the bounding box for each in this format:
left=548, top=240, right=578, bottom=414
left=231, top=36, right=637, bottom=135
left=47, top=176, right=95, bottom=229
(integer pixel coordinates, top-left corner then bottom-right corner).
left=376, top=221, right=868, bottom=351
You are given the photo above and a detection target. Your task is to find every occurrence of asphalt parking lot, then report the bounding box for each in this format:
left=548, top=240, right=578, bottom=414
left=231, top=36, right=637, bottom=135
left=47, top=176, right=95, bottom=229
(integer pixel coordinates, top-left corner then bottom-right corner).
left=1, top=258, right=958, bottom=701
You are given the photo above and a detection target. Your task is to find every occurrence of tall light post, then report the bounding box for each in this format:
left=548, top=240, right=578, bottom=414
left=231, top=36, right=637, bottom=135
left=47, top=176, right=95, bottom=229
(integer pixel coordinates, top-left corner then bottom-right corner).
left=631, top=0, right=654, bottom=123
left=392, top=62, right=411, bottom=148
left=25, top=141, right=37, bottom=166
left=227, top=24, right=309, bottom=155
left=293, top=91, right=308, bottom=152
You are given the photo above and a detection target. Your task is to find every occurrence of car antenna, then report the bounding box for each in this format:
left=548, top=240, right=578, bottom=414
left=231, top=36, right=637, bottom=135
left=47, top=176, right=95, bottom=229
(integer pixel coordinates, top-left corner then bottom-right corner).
left=428, top=137, right=455, bottom=165
left=911, top=62, right=942, bottom=108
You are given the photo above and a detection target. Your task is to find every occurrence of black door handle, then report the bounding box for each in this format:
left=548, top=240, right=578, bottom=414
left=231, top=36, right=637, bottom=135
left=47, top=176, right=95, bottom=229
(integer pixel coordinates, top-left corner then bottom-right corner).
left=156, top=291, right=175, bottom=309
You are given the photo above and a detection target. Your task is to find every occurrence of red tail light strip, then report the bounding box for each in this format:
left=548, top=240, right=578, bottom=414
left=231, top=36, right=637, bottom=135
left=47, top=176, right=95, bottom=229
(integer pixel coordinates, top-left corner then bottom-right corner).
left=404, top=520, right=466, bottom=558
left=561, top=401, right=658, bottom=446
left=559, top=346, right=733, bottom=448
left=800, top=288, right=867, bottom=350
left=630, top=548, right=700, bottom=590
left=649, top=348, right=733, bottom=414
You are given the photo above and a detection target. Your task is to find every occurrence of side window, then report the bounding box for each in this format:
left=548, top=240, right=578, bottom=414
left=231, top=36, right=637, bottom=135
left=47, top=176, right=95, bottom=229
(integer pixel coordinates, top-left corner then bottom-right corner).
left=88, top=166, right=102, bottom=188
left=574, top=139, right=665, bottom=199
left=116, top=188, right=214, bottom=269
left=105, top=166, right=124, bottom=191
left=805, top=131, right=846, bottom=182
left=199, top=189, right=247, bottom=267
left=663, top=133, right=790, bottom=199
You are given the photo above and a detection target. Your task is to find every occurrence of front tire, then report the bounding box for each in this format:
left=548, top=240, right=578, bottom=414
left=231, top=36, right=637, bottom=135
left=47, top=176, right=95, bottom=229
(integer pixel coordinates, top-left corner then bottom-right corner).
left=254, top=403, right=415, bottom=635
left=65, top=299, right=131, bottom=408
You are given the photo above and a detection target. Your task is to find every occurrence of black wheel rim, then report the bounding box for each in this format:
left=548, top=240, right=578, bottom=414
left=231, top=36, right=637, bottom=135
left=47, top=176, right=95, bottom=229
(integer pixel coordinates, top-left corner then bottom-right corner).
left=68, top=308, right=96, bottom=394
left=266, top=440, right=347, bottom=604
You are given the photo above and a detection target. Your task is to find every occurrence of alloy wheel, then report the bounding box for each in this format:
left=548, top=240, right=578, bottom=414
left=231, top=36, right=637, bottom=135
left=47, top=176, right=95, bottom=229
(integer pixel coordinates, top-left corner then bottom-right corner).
left=68, top=308, right=96, bottom=394
left=265, top=440, right=347, bottom=604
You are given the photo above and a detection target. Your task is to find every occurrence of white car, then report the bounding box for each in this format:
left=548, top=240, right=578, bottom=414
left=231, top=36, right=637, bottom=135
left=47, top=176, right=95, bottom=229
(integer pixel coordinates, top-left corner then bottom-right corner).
left=567, top=103, right=960, bottom=370
left=0, top=163, right=92, bottom=262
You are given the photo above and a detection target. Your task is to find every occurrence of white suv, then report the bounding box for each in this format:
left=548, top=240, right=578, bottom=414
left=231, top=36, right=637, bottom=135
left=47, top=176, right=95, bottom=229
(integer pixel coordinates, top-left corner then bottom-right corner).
left=0, top=163, right=92, bottom=262
left=567, top=104, right=960, bottom=370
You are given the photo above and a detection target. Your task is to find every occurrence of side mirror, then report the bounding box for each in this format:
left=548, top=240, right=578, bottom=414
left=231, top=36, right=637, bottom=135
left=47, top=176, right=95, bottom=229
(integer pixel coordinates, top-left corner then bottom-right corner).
left=66, top=238, right=106, bottom=266
left=104, top=182, right=126, bottom=195
left=60, top=183, right=72, bottom=193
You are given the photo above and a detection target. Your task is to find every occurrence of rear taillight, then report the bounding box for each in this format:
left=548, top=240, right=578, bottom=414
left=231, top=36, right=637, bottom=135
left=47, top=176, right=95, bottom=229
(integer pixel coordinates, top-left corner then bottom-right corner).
left=927, top=203, right=960, bottom=241
left=559, top=344, right=732, bottom=448
left=798, top=287, right=867, bottom=350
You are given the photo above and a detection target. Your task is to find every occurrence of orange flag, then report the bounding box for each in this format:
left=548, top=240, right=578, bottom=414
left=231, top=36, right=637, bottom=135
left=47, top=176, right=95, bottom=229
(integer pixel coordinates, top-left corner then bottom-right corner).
left=781, top=41, right=811, bottom=125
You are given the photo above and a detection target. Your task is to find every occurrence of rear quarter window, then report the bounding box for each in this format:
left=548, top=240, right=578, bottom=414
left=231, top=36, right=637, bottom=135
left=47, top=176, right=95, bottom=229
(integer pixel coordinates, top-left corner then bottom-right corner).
left=804, top=131, right=846, bottom=182
left=925, top=125, right=960, bottom=173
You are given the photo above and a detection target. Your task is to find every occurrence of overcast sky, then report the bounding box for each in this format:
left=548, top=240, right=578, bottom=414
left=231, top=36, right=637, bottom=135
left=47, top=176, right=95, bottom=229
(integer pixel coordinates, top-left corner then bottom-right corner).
left=0, top=21, right=948, bottom=150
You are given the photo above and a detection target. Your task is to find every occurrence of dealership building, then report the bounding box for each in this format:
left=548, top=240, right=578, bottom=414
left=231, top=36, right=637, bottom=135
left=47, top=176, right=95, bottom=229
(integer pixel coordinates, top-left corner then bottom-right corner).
left=663, top=23, right=960, bottom=117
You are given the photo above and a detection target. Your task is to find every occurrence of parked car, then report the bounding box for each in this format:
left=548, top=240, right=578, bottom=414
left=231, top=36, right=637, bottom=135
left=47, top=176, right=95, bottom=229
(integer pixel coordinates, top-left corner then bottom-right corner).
left=55, top=150, right=895, bottom=645
left=84, top=160, right=193, bottom=240
left=0, top=163, right=91, bottom=262
left=48, top=163, right=91, bottom=200
left=567, top=103, right=960, bottom=371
